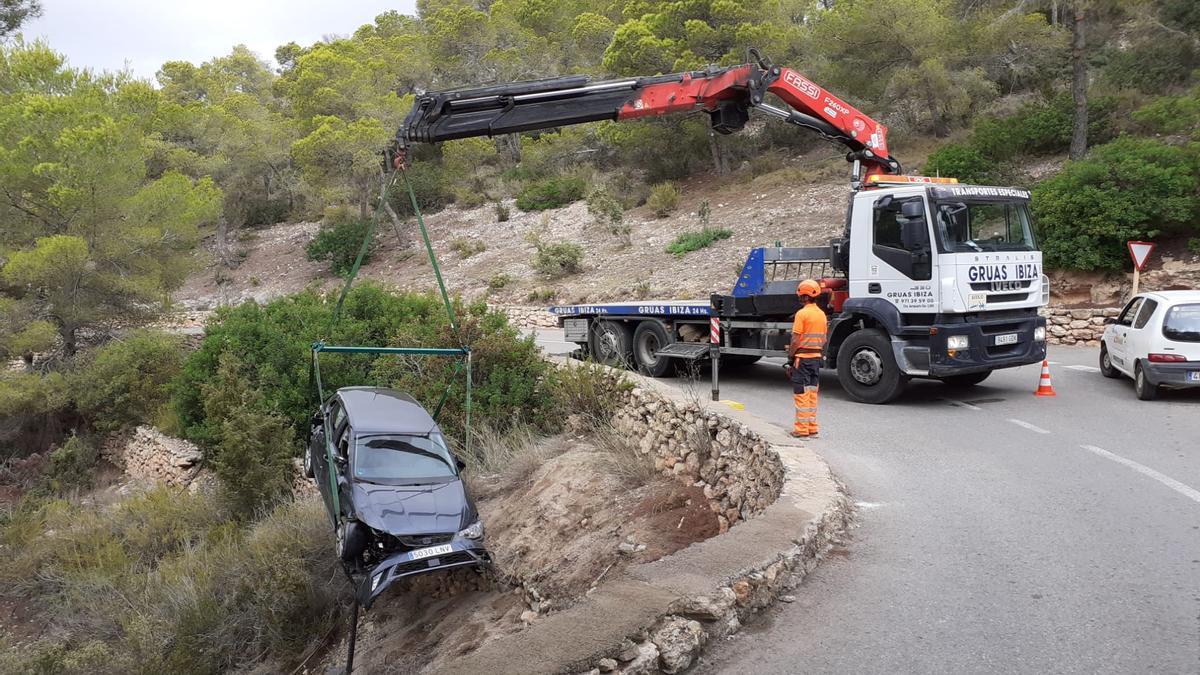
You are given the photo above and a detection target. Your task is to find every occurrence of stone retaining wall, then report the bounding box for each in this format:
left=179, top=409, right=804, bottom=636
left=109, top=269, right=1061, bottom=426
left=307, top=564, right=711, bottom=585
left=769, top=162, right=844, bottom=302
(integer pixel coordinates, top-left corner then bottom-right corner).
left=612, top=387, right=784, bottom=534
left=1039, top=306, right=1119, bottom=346
left=103, top=425, right=206, bottom=489
left=495, top=304, right=559, bottom=330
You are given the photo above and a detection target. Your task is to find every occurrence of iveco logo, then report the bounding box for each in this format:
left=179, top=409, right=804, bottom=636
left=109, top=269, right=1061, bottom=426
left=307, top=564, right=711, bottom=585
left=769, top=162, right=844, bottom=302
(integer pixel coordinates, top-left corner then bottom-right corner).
left=991, top=280, right=1022, bottom=292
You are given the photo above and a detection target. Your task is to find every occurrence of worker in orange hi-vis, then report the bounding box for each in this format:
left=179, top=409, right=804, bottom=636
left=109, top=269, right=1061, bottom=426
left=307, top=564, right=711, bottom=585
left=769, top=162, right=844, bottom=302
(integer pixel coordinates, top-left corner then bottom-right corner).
left=787, top=279, right=827, bottom=438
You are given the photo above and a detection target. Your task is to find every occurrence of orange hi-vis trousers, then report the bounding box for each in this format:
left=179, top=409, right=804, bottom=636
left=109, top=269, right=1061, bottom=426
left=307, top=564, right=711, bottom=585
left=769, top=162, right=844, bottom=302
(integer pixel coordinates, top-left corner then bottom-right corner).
left=791, top=357, right=821, bottom=436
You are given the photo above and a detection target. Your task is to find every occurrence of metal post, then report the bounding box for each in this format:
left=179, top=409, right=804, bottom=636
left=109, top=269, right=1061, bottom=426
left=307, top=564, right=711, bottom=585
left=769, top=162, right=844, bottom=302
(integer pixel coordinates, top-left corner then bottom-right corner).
left=345, top=596, right=360, bottom=673
left=1131, top=267, right=1140, bottom=298
left=710, top=345, right=720, bottom=401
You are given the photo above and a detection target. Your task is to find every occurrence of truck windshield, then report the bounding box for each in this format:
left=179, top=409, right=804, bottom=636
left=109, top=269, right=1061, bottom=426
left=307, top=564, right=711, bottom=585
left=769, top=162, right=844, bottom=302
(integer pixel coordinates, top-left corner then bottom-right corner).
left=353, top=432, right=456, bottom=484
left=934, top=201, right=1036, bottom=253
left=1163, top=303, right=1200, bottom=343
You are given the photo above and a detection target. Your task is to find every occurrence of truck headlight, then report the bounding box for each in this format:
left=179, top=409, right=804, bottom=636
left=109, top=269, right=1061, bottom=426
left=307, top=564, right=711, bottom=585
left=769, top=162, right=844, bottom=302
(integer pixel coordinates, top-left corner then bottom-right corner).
left=1034, top=326, right=1046, bottom=342
left=947, top=335, right=970, bottom=350
left=457, top=521, right=484, bottom=539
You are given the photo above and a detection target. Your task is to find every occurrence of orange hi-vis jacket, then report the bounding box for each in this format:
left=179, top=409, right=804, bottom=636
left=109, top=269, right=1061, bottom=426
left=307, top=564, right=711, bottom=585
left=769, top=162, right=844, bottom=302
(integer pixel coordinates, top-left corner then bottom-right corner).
left=790, top=303, right=828, bottom=362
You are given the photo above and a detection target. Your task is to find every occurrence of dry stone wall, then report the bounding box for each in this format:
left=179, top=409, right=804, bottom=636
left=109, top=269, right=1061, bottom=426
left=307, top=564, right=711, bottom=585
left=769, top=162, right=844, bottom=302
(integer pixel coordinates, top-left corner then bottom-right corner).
left=103, top=425, right=206, bottom=489
left=611, top=387, right=785, bottom=534
left=494, top=304, right=559, bottom=330
left=1040, top=306, right=1119, bottom=346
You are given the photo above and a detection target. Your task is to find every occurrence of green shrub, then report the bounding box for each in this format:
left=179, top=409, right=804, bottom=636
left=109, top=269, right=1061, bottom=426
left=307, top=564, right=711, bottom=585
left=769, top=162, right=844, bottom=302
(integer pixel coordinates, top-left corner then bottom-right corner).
left=450, top=237, right=487, bottom=258
left=175, top=285, right=562, bottom=446
left=71, top=330, right=185, bottom=433
left=546, top=363, right=631, bottom=427
left=516, top=175, right=586, bottom=211
left=526, top=288, right=556, bottom=303
left=666, top=226, right=733, bottom=257
left=696, top=200, right=711, bottom=227
left=586, top=186, right=629, bottom=245
left=386, top=159, right=455, bottom=218
left=0, top=491, right=346, bottom=673
left=243, top=198, right=291, bottom=228
left=1033, top=137, right=1200, bottom=271
left=647, top=181, right=681, bottom=217
left=1101, top=34, right=1199, bottom=93
left=1189, top=238, right=1200, bottom=255
left=305, top=217, right=375, bottom=276
left=1131, top=87, right=1200, bottom=138
left=533, top=240, right=584, bottom=277
left=42, top=434, right=99, bottom=494
left=488, top=273, right=511, bottom=290
left=494, top=201, right=511, bottom=222
left=202, top=354, right=295, bottom=516
left=965, top=96, right=1116, bottom=168
left=924, top=143, right=993, bottom=184
left=0, top=371, right=73, bottom=460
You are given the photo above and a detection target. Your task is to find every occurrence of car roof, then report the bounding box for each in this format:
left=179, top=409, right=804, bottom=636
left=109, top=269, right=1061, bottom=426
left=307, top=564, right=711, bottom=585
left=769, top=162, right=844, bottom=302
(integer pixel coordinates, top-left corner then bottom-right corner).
left=1141, top=290, right=1200, bottom=304
left=335, top=387, right=438, bottom=435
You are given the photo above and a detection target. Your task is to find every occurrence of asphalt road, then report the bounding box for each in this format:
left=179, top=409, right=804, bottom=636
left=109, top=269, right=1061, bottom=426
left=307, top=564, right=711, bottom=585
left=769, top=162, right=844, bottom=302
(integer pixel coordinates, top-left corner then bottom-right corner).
left=533, top=331, right=1200, bottom=674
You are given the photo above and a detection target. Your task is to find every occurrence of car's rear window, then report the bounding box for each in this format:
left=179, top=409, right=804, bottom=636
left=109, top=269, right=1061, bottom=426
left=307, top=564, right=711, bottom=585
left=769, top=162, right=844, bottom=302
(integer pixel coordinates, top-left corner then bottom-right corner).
left=353, top=433, right=456, bottom=484
left=1162, top=303, right=1200, bottom=343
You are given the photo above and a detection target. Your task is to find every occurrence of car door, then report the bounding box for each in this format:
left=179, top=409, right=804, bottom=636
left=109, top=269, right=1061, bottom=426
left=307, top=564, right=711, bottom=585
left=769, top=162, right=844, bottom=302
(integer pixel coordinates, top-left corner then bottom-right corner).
left=1128, top=298, right=1159, bottom=367
left=315, top=399, right=346, bottom=520
left=1108, top=296, right=1144, bottom=375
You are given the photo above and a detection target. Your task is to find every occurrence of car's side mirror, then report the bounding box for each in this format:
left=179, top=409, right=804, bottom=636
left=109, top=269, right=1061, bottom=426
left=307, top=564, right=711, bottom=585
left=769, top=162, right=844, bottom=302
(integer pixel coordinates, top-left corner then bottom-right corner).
left=311, top=410, right=324, bottom=427
left=900, top=200, right=925, bottom=218
left=901, top=220, right=927, bottom=252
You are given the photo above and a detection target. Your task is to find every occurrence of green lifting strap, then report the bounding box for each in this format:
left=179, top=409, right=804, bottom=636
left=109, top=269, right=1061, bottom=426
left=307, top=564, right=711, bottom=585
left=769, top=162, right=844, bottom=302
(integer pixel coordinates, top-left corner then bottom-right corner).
left=331, top=172, right=400, bottom=327
left=401, top=168, right=461, bottom=343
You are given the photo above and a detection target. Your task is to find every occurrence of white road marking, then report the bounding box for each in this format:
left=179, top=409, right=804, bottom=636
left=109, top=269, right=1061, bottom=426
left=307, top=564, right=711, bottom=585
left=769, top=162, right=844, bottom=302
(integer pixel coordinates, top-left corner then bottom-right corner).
left=1008, top=418, right=1050, bottom=434
left=1066, top=365, right=1101, bottom=373
left=942, top=398, right=982, bottom=411
left=1079, top=445, right=1200, bottom=505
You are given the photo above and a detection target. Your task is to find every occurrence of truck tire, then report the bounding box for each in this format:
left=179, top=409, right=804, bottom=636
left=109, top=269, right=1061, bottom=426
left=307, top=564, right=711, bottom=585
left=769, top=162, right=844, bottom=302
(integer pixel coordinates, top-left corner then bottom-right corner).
left=632, top=321, right=674, bottom=377
left=941, top=371, right=991, bottom=387
left=837, top=328, right=908, bottom=404
left=590, top=321, right=633, bottom=368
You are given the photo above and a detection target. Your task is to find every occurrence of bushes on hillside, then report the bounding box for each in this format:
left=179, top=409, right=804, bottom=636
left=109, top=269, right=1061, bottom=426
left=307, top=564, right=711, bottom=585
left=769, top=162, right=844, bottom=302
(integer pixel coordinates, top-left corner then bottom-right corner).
left=666, top=226, right=733, bottom=257
left=0, top=490, right=345, bottom=673
left=647, top=181, right=681, bottom=217
left=532, top=240, right=585, bottom=277
left=175, top=285, right=564, bottom=447
left=71, top=330, right=185, bottom=434
left=1033, top=138, right=1199, bottom=271
left=516, top=175, right=586, bottom=211
left=306, top=217, right=375, bottom=276
left=924, top=144, right=992, bottom=184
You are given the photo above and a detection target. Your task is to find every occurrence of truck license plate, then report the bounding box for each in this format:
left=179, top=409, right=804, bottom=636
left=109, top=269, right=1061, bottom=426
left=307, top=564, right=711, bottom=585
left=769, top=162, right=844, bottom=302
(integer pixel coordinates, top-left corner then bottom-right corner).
left=994, top=333, right=1019, bottom=346
left=410, top=544, right=452, bottom=560
left=1188, top=371, right=1200, bottom=382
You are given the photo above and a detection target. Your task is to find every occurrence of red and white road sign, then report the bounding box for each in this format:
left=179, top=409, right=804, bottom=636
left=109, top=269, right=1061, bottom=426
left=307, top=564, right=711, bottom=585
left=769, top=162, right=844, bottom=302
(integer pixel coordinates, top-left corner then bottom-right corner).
left=710, top=317, right=720, bottom=344
left=1127, top=241, right=1156, bottom=272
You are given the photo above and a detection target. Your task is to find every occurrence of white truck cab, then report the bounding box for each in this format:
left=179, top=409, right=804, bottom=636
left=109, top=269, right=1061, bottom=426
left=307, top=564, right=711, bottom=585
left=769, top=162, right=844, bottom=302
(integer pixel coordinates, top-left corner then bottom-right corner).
left=827, top=178, right=1049, bottom=401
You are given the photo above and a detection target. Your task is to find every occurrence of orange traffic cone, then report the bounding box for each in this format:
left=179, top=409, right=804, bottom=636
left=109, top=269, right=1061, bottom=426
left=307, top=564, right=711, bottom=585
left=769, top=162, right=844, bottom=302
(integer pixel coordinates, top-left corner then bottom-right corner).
left=1034, top=360, right=1056, bottom=397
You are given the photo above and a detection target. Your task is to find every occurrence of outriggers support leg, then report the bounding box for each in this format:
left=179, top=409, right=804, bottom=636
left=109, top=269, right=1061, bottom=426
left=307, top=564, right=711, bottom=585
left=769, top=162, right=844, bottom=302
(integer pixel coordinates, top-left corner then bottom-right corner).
left=344, top=595, right=360, bottom=673
left=710, top=345, right=720, bottom=401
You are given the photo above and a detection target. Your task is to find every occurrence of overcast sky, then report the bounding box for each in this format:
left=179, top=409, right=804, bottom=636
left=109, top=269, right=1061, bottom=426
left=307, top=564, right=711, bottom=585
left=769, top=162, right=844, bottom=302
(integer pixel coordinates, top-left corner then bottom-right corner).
left=21, top=0, right=418, bottom=80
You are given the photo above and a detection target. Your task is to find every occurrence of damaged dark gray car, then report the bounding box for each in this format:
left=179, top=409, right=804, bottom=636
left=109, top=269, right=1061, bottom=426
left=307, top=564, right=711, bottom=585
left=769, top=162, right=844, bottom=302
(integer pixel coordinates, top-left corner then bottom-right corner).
left=304, top=386, right=490, bottom=607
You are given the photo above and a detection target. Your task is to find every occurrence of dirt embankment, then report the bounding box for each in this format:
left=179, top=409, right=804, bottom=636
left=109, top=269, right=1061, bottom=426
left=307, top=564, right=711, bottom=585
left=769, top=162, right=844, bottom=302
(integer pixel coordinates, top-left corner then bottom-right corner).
left=341, top=436, right=718, bottom=674
left=175, top=165, right=850, bottom=313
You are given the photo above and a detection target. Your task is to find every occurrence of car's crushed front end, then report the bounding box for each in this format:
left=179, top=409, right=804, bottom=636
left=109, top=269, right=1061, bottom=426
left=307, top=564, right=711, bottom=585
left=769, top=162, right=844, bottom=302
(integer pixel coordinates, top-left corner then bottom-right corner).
left=359, top=530, right=492, bottom=607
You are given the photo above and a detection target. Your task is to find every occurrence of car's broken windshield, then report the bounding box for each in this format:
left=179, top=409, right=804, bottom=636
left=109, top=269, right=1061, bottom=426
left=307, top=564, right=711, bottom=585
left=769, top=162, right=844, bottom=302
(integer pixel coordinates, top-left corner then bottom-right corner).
left=934, top=200, right=1036, bottom=253
left=353, top=432, right=456, bottom=483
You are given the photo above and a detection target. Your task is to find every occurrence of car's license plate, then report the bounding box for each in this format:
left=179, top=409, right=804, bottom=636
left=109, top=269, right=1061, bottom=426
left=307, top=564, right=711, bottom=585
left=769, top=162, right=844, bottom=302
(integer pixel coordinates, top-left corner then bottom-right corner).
left=994, top=333, right=1019, bottom=346
left=410, top=544, right=452, bottom=560
left=1188, top=371, right=1200, bottom=382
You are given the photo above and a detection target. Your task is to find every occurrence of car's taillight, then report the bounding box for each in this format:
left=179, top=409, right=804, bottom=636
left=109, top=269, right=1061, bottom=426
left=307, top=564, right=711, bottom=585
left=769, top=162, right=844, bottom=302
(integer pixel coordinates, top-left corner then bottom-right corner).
left=1147, top=353, right=1187, bottom=363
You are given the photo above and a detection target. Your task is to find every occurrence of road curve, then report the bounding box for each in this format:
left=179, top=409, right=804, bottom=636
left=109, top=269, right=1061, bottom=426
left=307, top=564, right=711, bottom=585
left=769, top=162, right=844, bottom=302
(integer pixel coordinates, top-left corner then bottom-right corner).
left=533, top=332, right=1200, bottom=674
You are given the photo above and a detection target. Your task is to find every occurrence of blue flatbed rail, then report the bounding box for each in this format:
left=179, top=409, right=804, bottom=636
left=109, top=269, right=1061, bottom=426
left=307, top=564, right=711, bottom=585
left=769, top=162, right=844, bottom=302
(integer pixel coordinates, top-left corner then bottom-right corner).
left=548, top=301, right=712, bottom=318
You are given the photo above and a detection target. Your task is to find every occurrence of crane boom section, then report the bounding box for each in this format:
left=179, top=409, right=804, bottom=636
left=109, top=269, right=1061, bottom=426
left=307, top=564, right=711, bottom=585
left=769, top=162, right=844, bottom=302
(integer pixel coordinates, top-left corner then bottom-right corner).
left=398, top=62, right=901, bottom=178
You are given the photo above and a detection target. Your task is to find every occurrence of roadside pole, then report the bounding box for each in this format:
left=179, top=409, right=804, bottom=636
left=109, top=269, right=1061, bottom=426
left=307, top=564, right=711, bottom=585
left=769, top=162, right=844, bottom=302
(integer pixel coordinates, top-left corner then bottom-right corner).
left=710, top=317, right=721, bottom=401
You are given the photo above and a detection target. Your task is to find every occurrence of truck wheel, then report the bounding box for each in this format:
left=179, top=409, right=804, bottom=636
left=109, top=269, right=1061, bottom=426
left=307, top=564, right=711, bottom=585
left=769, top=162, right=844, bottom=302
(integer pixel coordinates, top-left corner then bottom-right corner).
left=1134, top=362, right=1158, bottom=401
left=590, top=321, right=633, bottom=368
left=632, top=321, right=673, bottom=377
left=837, top=329, right=908, bottom=404
left=941, top=371, right=991, bottom=387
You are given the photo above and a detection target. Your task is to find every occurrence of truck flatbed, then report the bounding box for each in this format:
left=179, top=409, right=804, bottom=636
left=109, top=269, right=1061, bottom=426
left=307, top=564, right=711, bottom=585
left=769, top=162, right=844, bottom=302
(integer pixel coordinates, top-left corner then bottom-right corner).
left=549, top=301, right=711, bottom=318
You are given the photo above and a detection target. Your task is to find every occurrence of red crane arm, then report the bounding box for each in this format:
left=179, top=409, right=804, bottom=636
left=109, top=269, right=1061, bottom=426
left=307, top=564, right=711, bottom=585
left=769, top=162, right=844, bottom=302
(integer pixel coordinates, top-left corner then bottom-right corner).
left=397, top=53, right=901, bottom=183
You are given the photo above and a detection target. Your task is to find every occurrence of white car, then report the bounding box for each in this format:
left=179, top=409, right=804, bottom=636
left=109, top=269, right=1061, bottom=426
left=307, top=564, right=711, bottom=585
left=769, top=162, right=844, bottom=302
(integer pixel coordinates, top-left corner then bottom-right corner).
left=1099, top=290, right=1200, bottom=400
